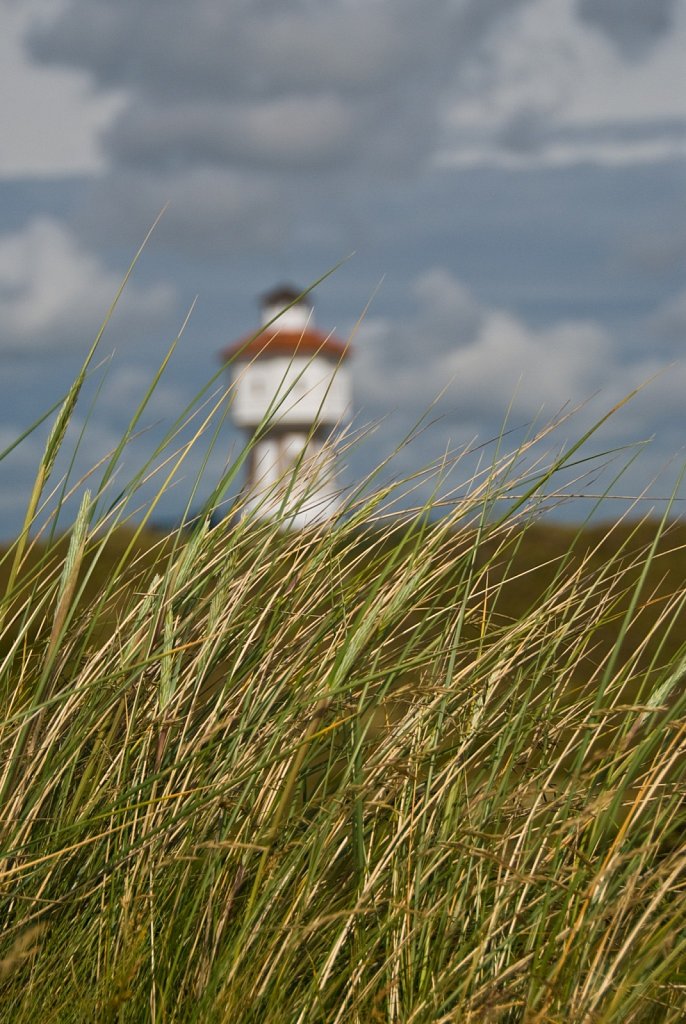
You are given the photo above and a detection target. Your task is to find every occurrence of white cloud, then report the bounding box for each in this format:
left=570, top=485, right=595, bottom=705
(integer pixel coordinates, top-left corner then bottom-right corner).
left=438, top=0, right=686, bottom=169
left=0, top=217, right=176, bottom=352
left=445, top=316, right=614, bottom=417
left=0, top=0, right=124, bottom=179
left=355, top=268, right=619, bottom=427
left=347, top=268, right=686, bottom=520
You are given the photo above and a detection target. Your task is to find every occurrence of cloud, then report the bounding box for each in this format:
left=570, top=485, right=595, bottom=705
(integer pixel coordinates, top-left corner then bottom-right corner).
left=7, top=0, right=681, bottom=263
left=76, top=166, right=286, bottom=254
left=439, top=119, right=686, bottom=170
left=0, top=0, right=123, bottom=179
left=24, top=0, right=535, bottom=187
left=0, top=217, right=176, bottom=352
left=16, top=0, right=565, bottom=252
left=26, top=0, right=525, bottom=100
left=355, top=268, right=618, bottom=430
left=437, top=0, right=686, bottom=168
left=348, top=267, right=686, bottom=514
left=102, top=95, right=373, bottom=172
left=624, top=226, right=686, bottom=275
left=649, top=286, right=686, bottom=341
left=576, top=0, right=679, bottom=57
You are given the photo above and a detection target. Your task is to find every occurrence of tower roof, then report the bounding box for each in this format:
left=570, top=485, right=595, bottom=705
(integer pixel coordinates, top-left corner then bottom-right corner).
left=220, top=327, right=350, bottom=362
left=219, top=284, right=350, bottom=363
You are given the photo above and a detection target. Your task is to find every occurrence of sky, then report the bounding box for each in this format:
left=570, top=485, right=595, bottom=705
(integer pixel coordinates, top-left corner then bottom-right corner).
left=0, top=0, right=685, bottom=537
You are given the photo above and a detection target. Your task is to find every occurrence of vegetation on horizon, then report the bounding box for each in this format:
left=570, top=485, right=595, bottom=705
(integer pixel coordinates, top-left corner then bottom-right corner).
left=1, top=270, right=686, bottom=1022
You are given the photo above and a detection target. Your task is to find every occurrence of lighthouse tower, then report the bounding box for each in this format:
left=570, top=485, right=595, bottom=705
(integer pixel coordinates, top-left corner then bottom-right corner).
left=221, top=285, right=351, bottom=529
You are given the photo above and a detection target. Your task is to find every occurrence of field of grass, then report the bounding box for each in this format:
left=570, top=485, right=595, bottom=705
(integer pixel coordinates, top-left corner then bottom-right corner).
left=2, top=296, right=686, bottom=1022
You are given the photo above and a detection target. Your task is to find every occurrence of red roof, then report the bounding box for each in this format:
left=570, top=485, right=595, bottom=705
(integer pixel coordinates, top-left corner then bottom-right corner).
left=219, top=326, right=350, bottom=363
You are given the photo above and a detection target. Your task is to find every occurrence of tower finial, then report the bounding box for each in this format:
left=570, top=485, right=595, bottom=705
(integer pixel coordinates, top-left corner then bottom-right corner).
left=259, top=284, right=313, bottom=330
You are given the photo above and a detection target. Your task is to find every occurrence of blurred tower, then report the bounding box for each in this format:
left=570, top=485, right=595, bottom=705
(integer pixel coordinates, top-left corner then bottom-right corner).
left=220, top=285, right=351, bottom=528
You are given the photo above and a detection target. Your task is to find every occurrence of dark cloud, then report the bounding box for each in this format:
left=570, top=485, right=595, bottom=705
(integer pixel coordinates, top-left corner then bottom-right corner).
left=491, top=112, right=686, bottom=162
left=27, top=1, right=418, bottom=99
left=27, top=0, right=532, bottom=179
left=18, top=0, right=537, bottom=252
left=495, top=109, right=551, bottom=155
left=27, top=0, right=529, bottom=99
left=100, top=93, right=433, bottom=174
left=576, top=0, right=678, bottom=57
left=23, top=0, right=683, bottom=255
left=75, top=166, right=287, bottom=254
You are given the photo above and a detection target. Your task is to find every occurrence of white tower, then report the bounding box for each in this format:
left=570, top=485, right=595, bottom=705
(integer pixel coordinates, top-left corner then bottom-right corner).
left=221, top=285, right=352, bottom=528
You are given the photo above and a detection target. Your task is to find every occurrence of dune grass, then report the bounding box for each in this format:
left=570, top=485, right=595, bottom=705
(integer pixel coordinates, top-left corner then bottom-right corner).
left=1, top=299, right=686, bottom=1022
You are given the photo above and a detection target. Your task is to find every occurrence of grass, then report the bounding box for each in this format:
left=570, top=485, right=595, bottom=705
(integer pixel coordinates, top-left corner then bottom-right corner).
left=1, top=284, right=686, bottom=1022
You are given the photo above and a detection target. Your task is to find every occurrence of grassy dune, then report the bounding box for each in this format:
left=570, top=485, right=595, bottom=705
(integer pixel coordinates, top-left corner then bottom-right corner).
left=1, top=313, right=686, bottom=1022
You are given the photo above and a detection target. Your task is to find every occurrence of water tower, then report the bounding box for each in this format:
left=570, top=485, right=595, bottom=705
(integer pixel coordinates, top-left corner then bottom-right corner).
left=221, top=285, right=352, bottom=528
